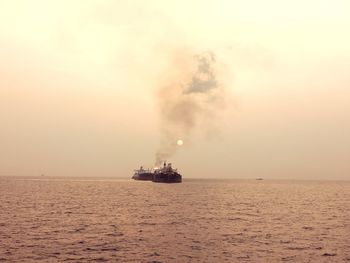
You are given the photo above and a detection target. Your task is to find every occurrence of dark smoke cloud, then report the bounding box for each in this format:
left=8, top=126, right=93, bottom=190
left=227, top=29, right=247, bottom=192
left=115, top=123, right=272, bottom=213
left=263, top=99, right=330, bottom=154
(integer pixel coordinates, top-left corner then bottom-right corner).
left=155, top=50, right=227, bottom=166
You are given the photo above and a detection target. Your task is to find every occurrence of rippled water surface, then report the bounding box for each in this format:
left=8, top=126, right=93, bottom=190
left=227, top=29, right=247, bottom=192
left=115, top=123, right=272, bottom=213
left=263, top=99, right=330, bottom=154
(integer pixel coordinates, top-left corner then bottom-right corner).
left=0, top=177, right=349, bottom=262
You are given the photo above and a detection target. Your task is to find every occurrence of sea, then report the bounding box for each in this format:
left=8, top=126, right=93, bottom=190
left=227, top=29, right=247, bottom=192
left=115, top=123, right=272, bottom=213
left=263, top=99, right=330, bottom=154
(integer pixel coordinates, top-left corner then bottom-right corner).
left=0, top=177, right=349, bottom=262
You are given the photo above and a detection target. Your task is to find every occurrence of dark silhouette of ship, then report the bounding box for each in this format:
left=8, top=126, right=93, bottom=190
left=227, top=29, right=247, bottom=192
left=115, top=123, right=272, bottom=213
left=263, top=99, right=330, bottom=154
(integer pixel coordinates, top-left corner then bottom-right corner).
left=132, top=166, right=153, bottom=181
left=132, top=162, right=182, bottom=183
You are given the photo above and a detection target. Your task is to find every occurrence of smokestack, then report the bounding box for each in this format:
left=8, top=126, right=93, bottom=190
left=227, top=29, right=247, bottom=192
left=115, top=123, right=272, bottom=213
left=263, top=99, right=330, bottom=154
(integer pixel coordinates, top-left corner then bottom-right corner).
left=155, top=50, right=227, bottom=166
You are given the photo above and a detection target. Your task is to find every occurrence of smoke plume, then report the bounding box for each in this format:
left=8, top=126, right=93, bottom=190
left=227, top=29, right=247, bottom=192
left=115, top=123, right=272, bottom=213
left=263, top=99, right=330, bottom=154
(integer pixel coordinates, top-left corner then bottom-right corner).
left=155, top=50, right=227, bottom=165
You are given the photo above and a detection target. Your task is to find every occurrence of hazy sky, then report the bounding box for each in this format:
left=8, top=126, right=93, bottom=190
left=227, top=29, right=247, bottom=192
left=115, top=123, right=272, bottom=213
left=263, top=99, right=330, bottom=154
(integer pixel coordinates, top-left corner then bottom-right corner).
left=1, top=0, right=350, bottom=179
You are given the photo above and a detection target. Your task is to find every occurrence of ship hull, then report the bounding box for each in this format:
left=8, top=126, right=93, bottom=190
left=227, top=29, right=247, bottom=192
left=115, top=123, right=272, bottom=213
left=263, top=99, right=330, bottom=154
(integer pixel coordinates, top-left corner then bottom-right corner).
left=152, top=172, right=182, bottom=183
left=132, top=173, right=153, bottom=181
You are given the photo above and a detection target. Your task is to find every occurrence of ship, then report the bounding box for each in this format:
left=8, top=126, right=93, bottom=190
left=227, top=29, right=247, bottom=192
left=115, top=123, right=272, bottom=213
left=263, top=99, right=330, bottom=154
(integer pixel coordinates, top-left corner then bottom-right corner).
left=153, top=162, right=182, bottom=183
left=132, top=166, right=153, bottom=181
left=132, top=162, right=182, bottom=183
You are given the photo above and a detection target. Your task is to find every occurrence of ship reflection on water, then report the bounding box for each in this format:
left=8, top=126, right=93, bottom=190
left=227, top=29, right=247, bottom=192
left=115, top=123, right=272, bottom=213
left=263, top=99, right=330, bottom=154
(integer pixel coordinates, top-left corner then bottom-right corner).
left=132, top=161, right=182, bottom=183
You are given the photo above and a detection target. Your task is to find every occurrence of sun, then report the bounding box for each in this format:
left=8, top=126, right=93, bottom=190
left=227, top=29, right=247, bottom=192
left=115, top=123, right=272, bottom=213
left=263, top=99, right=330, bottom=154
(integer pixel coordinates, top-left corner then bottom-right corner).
left=177, top=139, right=184, bottom=146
